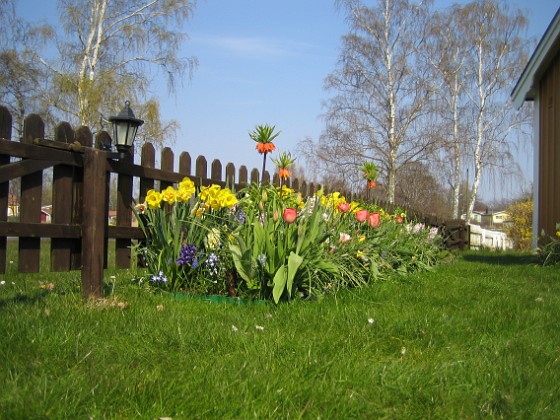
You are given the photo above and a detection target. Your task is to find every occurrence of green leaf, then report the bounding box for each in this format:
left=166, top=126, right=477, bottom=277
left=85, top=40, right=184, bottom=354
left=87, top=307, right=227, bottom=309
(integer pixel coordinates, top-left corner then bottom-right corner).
left=272, top=264, right=287, bottom=304
left=286, top=252, right=304, bottom=296
left=229, top=243, right=257, bottom=288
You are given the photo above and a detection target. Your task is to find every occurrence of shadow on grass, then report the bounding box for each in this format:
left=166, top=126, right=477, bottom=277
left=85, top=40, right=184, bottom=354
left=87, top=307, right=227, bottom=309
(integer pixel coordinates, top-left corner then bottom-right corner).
left=462, top=252, right=537, bottom=266
left=0, top=291, right=51, bottom=309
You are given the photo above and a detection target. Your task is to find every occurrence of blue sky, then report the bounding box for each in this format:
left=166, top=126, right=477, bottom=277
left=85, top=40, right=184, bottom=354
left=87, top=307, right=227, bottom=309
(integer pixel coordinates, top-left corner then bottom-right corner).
left=17, top=0, right=560, bottom=201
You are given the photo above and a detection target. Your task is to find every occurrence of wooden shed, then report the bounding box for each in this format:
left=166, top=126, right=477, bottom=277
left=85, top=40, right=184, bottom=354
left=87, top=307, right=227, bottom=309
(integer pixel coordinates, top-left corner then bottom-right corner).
left=512, top=7, right=560, bottom=243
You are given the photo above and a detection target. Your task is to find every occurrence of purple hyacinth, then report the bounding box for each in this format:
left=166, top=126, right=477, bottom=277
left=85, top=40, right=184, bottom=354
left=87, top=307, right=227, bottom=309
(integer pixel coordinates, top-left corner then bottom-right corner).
left=233, top=208, right=246, bottom=225
left=177, top=243, right=198, bottom=268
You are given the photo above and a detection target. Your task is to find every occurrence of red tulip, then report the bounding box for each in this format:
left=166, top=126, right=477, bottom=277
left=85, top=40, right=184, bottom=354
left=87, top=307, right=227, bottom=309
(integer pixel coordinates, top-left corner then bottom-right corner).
left=367, top=212, right=381, bottom=228
left=337, top=202, right=350, bottom=212
left=395, top=215, right=403, bottom=223
left=283, top=208, right=297, bottom=224
left=355, top=209, right=368, bottom=223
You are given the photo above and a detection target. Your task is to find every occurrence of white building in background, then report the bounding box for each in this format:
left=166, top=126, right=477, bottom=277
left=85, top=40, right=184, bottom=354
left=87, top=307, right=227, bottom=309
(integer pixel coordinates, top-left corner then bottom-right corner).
left=469, top=224, right=513, bottom=250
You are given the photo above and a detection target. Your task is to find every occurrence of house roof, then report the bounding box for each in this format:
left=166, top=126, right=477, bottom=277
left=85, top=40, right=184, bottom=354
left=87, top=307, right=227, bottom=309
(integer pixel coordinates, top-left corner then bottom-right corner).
left=511, top=7, right=560, bottom=108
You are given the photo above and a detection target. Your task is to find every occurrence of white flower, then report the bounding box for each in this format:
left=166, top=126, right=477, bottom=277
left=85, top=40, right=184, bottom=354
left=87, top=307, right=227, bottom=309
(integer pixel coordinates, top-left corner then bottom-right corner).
left=0, top=281, right=5, bottom=286
left=255, top=325, right=264, bottom=331
left=339, top=232, right=352, bottom=243
left=367, top=318, right=375, bottom=324
left=400, top=347, right=407, bottom=355
left=231, top=325, right=238, bottom=332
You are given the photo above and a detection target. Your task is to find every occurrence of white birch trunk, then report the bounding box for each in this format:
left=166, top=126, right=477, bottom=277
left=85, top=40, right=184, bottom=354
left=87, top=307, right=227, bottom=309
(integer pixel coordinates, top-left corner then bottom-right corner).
left=452, top=77, right=461, bottom=219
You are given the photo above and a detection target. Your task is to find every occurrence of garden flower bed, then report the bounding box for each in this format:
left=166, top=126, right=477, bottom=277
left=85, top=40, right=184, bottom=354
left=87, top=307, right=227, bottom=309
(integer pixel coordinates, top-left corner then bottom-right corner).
left=134, top=179, right=445, bottom=303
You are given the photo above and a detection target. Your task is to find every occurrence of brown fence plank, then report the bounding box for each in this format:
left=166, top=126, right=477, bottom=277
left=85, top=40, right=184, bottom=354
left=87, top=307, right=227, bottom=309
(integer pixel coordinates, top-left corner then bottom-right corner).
left=51, top=122, right=76, bottom=271
left=81, top=149, right=107, bottom=298
left=0, top=159, right=57, bottom=183
left=0, top=221, right=81, bottom=237
left=211, top=159, right=222, bottom=183
left=0, top=138, right=83, bottom=164
left=116, top=149, right=134, bottom=269
left=160, top=147, right=174, bottom=191
left=71, top=126, right=93, bottom=269
left=239, top=166, right=248, bottom=186
left=19, top=114, right=44, bottom=273
left=195, top=155, right=207, bottom=181
left=95, top=130, right=112, bottom=269
left=139, top=143, right=156, bottom=202
left=0, top=106, right=12, bottom=274
left=179, top=151, right=191, bottom=176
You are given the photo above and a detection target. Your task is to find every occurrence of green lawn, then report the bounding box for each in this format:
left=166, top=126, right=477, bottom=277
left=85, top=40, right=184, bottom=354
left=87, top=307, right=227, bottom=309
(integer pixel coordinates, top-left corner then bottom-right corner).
left=1, top=252, right=559, bottom=418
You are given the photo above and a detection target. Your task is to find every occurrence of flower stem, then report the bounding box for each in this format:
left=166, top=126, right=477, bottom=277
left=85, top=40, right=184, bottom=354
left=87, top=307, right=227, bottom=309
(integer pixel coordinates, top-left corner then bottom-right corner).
left=260, top=152, right=267, bottom=186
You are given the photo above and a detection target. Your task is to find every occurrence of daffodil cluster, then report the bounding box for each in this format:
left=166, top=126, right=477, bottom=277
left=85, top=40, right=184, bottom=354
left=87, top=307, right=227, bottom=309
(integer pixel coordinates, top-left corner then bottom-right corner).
left=199, top=184, right=238, bottom=210
left=145, top=177, right=196, bottom=209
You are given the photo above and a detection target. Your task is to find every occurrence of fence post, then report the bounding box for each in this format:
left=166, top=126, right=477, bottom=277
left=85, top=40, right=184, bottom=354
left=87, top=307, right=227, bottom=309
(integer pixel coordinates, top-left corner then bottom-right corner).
left=82, top=148, right=107, bottom=298
left=0, top=106, right=12, bottom=274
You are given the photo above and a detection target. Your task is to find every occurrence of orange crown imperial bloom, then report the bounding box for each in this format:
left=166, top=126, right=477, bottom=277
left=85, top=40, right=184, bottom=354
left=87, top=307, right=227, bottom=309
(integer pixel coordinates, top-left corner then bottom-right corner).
left=256, top=142, right=276, bottom=154
left=367, top=180, right=377, bottom=189
left=279, top=168, right=291, bottom=180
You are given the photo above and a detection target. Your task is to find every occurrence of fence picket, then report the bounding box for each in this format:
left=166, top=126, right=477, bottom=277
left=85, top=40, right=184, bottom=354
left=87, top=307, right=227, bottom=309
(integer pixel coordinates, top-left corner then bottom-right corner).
left=51, top=121, right=76, bottom=271
left=19, top=114, right=44, bottom=273
left=116, top=148, right=133, bottom=268
left=0, top=106, right=12, bottom=274
left=179, top=151, right=191, bottom=177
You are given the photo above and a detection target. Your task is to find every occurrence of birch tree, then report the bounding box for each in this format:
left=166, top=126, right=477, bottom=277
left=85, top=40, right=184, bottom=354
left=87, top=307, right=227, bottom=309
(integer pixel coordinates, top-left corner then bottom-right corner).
left=425, top=6, right=469, bottom=219
left=459, top=0, right=529, bottom=220
left=0, top=0, right=52, bottom=138
left=38, top=0, right=196, bottom=146
left=319, top=0, right=436, bottom=203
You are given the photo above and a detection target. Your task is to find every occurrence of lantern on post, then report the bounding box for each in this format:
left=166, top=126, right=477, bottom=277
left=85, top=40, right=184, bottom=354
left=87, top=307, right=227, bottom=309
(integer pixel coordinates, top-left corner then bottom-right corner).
left=108, top=100, right=144, bottom=153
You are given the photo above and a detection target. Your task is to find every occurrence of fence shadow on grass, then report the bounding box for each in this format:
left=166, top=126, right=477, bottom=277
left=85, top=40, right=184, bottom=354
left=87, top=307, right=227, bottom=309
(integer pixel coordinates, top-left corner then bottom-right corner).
left=0, top=291, right=51, bottom=309
left=462, top=252, right=537, bottom=266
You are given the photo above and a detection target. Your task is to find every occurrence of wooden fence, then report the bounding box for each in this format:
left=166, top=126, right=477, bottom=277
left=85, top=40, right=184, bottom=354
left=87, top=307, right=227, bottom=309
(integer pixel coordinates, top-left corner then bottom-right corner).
left=0, top=106, right=468, bottom=297
left=0, top=106, right=324, bottom=295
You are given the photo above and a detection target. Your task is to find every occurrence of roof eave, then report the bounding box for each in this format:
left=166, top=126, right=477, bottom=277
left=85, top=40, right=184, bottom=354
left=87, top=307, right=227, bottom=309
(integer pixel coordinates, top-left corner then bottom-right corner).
left=511, top=7, right=560, bottom=109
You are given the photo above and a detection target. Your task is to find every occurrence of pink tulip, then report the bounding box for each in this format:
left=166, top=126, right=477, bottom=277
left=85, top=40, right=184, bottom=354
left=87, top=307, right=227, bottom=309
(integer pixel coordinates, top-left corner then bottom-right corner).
left=355, top=209, right=368, bottom=223
left=283, top=208, right=297, bottom=224
left=337, top=202, right=350, bottom=212
left=367, top=212, right=381, bottom=228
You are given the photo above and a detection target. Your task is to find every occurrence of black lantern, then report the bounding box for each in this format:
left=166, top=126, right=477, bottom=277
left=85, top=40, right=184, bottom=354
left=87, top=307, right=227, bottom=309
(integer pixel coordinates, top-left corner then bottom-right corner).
left=108, top=101, right=144, bottom=152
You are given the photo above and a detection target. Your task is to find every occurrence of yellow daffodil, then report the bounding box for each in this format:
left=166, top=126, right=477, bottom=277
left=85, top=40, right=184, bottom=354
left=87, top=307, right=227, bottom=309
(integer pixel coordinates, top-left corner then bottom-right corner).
left=161, top=186, right=177, bottom=205
left=146, top=189, right=163, bottom=209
